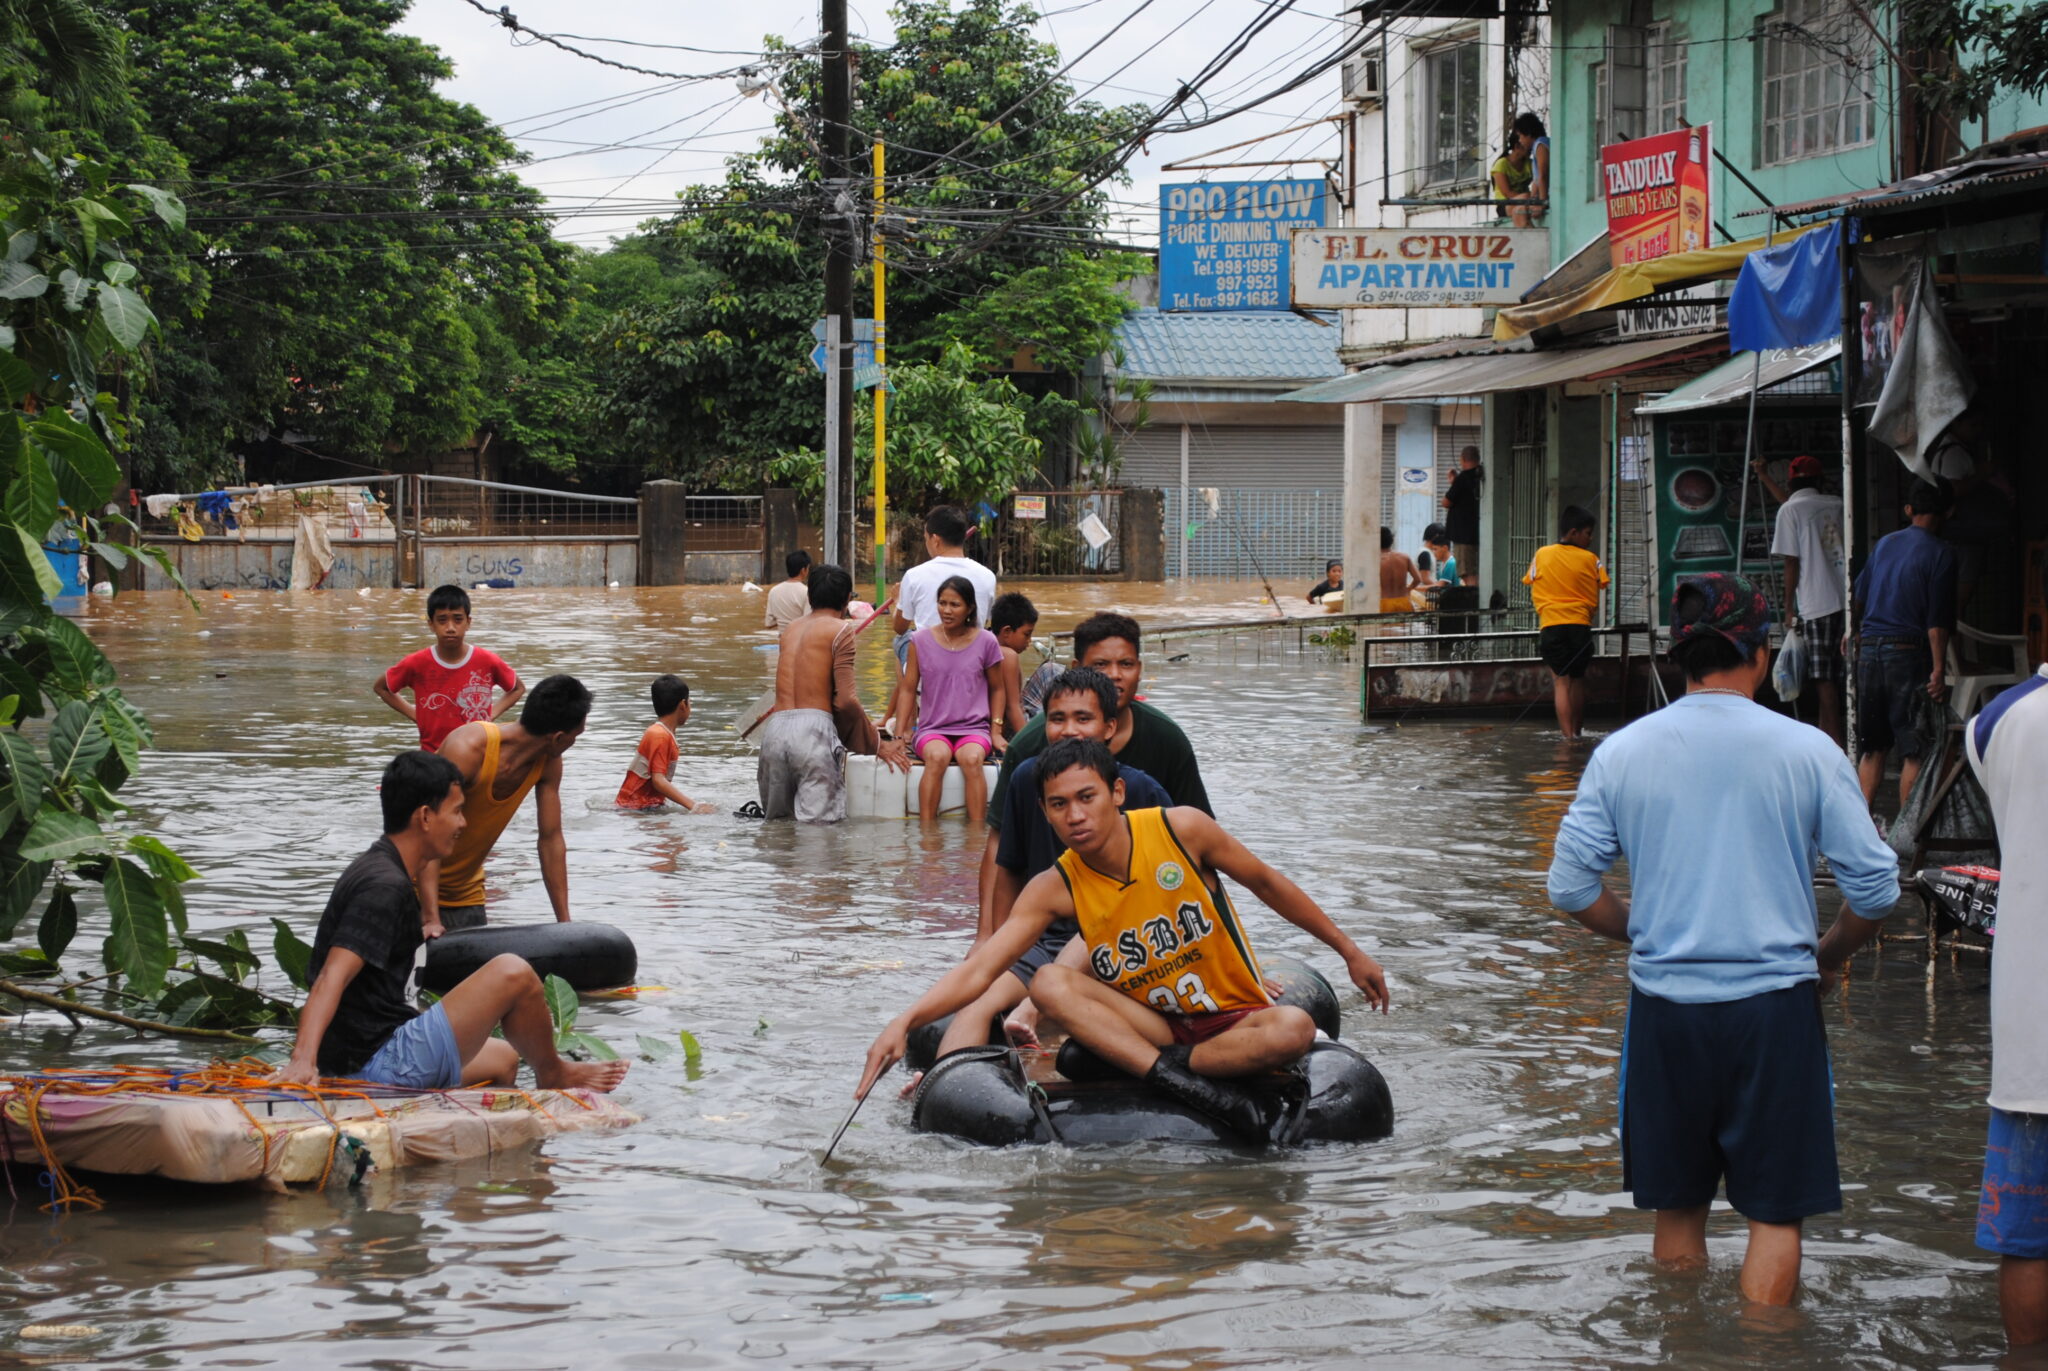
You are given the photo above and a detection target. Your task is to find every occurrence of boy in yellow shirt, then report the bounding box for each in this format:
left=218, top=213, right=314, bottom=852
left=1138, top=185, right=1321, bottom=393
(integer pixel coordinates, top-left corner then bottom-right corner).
left=1523, top=505, right=1609, bottom=740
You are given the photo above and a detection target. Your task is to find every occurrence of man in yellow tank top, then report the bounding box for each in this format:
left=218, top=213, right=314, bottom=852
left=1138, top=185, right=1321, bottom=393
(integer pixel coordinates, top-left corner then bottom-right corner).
left=421, top=675, right=591, bottom=936
left=859, top=738, right=1388, bottom=1142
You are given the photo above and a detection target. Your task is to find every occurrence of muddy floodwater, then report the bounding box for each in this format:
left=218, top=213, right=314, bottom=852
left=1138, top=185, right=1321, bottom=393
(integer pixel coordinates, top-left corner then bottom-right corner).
left=0, top=582, right=2008, bottom=1368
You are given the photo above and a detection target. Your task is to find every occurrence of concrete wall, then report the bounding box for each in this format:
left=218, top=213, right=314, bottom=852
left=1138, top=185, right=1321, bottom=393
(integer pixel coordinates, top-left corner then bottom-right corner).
left=141, top=537, right=396, bottom=591
left=684, top=552, right=760, bottom=584
left=418, top=540, right=636, bottom=589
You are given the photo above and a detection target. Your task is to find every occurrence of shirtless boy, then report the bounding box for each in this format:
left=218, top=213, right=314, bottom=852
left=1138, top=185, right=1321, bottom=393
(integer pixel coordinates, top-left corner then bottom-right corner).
left=860, top=738, right=1388, bottom=1142
left=1379, top=526, right=1423, bottom=613
left=421, top=674, right=591, bottom=935
left=758, top=563, right=909, bottom=822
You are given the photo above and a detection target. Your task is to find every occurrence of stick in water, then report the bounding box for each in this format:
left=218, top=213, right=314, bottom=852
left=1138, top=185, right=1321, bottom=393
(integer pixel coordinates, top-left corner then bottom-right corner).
left=822, top=1088, right=872, bottom=1163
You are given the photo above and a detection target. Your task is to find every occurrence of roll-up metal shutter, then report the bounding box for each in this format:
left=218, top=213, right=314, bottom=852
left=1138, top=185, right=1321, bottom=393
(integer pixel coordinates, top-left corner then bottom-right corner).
left=1117, top=424, right=1346, bottom=490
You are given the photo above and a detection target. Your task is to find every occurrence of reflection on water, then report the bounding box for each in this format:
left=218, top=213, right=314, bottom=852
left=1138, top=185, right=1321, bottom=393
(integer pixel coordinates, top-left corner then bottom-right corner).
left=0, top=583, right=2006, bottom=1367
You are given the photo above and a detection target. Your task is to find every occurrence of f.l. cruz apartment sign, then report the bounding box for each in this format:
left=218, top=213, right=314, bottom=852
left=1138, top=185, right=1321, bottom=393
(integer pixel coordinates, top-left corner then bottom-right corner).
left=1289, top=228, right=1552, bottom=308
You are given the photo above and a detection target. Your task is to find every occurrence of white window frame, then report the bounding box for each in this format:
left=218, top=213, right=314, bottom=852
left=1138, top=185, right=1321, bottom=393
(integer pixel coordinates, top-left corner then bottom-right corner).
left=1647, top=22, right=1687, bottom=133
left=1416, top=36, right=1486, bottom=190
left=1759, top=0, right=1878, bottom=166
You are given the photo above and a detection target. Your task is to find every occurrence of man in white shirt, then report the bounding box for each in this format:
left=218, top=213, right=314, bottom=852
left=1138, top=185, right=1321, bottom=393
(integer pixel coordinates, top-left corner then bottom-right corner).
left=765, top=549, right=812, bottom=630
left=1967, top=664, right=2048, bottom=1347
left=1760, top=454, right=1848, bottom=744
left=892, top=505, right=997, bottom=667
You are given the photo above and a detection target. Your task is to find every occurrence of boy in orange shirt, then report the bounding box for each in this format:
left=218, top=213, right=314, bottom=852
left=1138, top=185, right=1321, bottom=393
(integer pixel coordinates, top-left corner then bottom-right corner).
left=1523, top=505, right=1609, bottom=740
left=617, top=675, right=715, bottom=813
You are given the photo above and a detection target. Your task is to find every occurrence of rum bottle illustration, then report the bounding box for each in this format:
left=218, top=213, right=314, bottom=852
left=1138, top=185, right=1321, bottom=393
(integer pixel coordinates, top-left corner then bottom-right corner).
left=1679, top=129, right=1709, bottom=252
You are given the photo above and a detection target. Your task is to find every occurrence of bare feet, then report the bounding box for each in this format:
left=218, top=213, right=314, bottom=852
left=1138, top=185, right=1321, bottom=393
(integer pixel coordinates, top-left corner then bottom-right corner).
left=538, top=1058, right=631, bottom=1092
left=898, top=1069, right=924, bottom=1099
left=1003, top=1017, right=1039, bottom=1049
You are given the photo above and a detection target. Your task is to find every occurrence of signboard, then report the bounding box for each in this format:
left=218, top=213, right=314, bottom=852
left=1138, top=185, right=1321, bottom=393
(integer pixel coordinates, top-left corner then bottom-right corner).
left=1159, top=180, right=1326, bottom=312
left=1616, top=284, right=1722, bottom=338
left=1013, top=494, right=1047, bottom=520
left=809, top=318, right=884, bottom=389
left=1289, top=228, right=1550, bottom=308
left=1602, top=126, right=1711, bottom=269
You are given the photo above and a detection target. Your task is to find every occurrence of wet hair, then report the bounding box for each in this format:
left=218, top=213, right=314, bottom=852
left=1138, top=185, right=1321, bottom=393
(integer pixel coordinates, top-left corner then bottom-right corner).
left=1667, top=582, right=1753, bottom=682
left=936, top=574, right=980, bottom=628
left=784, top=548, right=812, bottom=579
left=1380, top=526, right=1394, bottom=550
left=1907, top=477, right=1954, bottom=517
left=520, top=674, right=592, bottom=735
left=651, top=674, right=689, bottom=716
left=1422, top=523, right=1448, bottom=545
left=1513, top=111, right=1547, bottom=141
left=807, top=562, right=854, bottom=612
left=1559, top=505, right=1596, bottom=538
left=1073, top=611, right=1141, bottom=661
left=924, top=504, right=969, bottom=546
left=1044, top=666, right=1118, bottom=721
left=426, top=585, right=470, bottom=619
left=989, top=591, right=1038, bottom=634
left=381, top=750, right=462, bottom=835
left=1039, top=737, right=1120, bottom=792
left=1325, top=558, right=1342, bottom=575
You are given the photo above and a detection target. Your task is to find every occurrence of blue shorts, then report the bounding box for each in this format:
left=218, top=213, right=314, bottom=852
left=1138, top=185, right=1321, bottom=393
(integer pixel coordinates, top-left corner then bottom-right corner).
left=1978, top=1108, right=2048, bottom=1257
left=1620, top=984, right=1841, bottom=1224
left=1010, top=919, right=1080, bottom=987
left=1856, top=643, right=1934, bottom=760
left=360, top=1003, right=464, bottom=1090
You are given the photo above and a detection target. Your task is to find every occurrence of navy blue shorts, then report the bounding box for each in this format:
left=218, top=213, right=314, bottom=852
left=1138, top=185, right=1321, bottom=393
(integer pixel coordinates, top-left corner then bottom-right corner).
left=1010, top=918, right=1080, bottom=987
left=1856, top=643, right=1934, bottom=760
left=1621, top=984, right=1841, bottom=1224
left=1978, top=1108, right=2048, bottom=1257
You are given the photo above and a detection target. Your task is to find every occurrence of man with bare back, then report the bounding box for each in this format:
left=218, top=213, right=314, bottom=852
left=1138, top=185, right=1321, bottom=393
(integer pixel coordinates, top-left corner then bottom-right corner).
left=758, top=563, right=909, bottom=822
left=1379, top=526, right=1423, bottom=613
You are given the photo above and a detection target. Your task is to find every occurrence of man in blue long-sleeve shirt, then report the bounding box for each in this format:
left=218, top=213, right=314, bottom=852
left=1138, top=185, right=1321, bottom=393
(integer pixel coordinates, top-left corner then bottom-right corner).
left=1548, top=573, right=1900, bottom=1307
left=1851, top=478, right=1957, bottom=813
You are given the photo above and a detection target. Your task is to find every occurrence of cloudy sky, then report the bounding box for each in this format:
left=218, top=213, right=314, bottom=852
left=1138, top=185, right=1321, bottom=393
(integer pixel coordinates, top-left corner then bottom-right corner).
left=394, top=0, right=1354, bottom=249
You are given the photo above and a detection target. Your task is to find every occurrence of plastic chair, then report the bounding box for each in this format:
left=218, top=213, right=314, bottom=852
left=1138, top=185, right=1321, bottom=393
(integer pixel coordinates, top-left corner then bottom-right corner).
left=1948, top=622, right=2029, bottom=721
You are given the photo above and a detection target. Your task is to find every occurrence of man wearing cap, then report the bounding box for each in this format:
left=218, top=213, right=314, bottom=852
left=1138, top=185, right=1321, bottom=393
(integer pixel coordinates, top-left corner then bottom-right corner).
left=1548, top=573, right=1900, bottom=1306
left=1756, top=454, right=1847, bottom=744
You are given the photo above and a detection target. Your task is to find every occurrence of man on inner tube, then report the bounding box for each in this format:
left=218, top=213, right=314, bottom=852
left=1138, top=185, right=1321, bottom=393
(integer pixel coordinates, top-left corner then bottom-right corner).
left=858, top=738, right=1389, bottom=1143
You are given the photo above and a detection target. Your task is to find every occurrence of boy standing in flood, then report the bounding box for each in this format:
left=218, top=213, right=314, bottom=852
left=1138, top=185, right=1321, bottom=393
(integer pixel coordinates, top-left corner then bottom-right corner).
left=617, top=674, right=715, bottom=813
left=1524, top=506, right=1609, bottom=740
left=375, top=585, right=525, bottom=752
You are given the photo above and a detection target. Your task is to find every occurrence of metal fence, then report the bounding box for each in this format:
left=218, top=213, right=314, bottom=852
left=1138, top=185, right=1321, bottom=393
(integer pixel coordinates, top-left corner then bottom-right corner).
left=406, top=474, right=637, bottom=540
left=679, top=495, right=765, bottom=554
left=991, top=490, right=1122, bottom=577
left=1163, top=487, right=1342, bottom=580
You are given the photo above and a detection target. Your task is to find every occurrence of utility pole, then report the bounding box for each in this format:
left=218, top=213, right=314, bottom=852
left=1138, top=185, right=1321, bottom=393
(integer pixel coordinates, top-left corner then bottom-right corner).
left=871, top=138, right=888, bottom=607
left=822, top=0, right=857, bottom=571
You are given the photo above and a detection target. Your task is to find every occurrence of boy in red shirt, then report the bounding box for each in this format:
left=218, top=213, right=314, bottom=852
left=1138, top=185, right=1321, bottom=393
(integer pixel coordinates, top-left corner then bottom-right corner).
left=618, top=674, right=715, bottom=812
left=374, top=585, right=524, bottom=752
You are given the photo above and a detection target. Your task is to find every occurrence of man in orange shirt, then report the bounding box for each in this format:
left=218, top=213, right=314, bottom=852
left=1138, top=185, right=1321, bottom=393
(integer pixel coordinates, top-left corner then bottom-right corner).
left=1523, top=505, right=1609, bottom=740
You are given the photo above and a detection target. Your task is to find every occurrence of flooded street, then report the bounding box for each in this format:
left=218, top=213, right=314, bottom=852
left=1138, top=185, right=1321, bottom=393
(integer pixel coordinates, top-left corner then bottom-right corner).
left=0, top=583, right=2004, bottom=1368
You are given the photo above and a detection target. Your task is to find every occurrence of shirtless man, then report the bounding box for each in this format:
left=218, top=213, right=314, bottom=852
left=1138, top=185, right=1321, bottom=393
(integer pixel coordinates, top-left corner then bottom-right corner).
left=1378, top=526, right=1423, bottom=613
left=758, top=563, right=909, bottom=822
left=420, top=674, right=591, bottom=936
left=860, top=738, right=1388, bottom=1142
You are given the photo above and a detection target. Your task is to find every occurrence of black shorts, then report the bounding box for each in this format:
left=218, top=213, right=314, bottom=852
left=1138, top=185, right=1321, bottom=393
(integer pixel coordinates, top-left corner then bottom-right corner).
left=1803, top=611, right=1845, bottom=684
left=1856, top=643, right=1934, bottom=760
left=1539, top=624, right=1595, bottom=679
left=1621, top=984, right=1840, bottom=1224
left=1010, top=918, right=1080, bottom=987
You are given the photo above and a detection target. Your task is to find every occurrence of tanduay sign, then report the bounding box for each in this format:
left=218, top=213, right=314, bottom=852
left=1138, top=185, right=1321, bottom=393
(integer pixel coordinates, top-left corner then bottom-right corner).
left=1289, top=227, right=1551, bottom=307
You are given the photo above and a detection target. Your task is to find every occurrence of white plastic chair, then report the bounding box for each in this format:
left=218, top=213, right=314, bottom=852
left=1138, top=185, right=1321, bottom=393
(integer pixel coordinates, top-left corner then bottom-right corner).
left=1948, top=622, right=2029, bottom=721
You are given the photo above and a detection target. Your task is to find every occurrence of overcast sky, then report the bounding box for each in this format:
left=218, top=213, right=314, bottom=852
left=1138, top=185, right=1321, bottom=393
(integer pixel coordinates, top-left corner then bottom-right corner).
left=394, top=0, right=1353, bottom=250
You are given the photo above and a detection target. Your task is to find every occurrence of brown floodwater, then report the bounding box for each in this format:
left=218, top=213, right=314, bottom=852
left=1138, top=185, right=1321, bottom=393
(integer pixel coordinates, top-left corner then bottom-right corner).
left=0, top=581, right=2009, bottom=1368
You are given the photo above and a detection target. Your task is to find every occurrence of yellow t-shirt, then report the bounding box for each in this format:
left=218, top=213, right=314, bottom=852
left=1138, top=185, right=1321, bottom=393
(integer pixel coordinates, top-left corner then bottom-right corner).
left=1523, top=542, right=1609, bottom=628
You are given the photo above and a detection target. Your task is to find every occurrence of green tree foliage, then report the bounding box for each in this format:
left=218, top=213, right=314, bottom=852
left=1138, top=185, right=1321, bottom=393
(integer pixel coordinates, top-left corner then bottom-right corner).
left=934, top=250, right=1147, bottom=372
left=115, top=0, right=575, bottom=482
left=1901, top=0, right=2048, bottom=122
left=0, top=0, right=128, bottom=124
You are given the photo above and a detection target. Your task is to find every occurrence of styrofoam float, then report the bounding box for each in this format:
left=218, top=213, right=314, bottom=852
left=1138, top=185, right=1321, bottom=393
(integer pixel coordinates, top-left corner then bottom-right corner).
left=845, top=754, right=1002, bottom=818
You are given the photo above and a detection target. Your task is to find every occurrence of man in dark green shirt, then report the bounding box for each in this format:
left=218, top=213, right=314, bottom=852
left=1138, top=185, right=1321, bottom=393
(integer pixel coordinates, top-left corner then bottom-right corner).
left=976, top=611, right=1211, bottom=940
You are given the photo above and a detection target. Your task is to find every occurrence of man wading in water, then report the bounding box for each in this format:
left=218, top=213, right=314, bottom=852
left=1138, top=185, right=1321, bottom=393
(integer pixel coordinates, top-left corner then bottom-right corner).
left=858, top=738, right=1388, bottom=1143
left=421, top=674, right=591, bottom=935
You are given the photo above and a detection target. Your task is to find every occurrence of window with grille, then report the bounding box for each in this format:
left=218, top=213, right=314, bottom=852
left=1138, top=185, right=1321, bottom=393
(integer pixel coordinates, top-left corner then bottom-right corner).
left=1593, top=23, right=1687, bottom=196
left=1759, top=0, right=1877, bottom=166
left=1420, top=41, right=1485, bottom=187
left=1648, top=23, right=1687, bottom=131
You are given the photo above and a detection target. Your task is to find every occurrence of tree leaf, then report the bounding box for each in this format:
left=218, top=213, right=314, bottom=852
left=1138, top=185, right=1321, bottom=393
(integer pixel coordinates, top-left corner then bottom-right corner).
left=93, top=283, right=155, bottom=351
left=48, top=699, right=111, bottom=781
left=125, top=183, right=186, bottom=230
left=26, top=615, right=114, bottom=694
left=561, top=1030, right=619, bottom=1061
left=37, top=883, right=75, bottom=961
left=4, top=230, right=34, bottom=263
left=635, top=1032, right=676, bottom=1061
left=678, top=1028, right=703, bottom=1067
left=128, top=834, right=197, bottom=883
left=0, top=259, right=49, bottom=300
left=100, top=260, right=136, bottom=285
left=181, top=934, right=257, bottom=982
left=156, top=871, right=186, bottom=935
left=0, top=658, right=42, bottom=721
left=0, top=844, right=50, bottom=938
left=0, top=727, right=48, bottom=828
left=57, top=268, right=87, bottom=311
left=0, top=949, right=56, bottom=976
left=30, top=411, right=120, bottom=509
left=270, top=917, right=312, bottom=990
left=0, top=351, right=35, bottom=405
left=544, top=973, right=578, bottom=1036
left=19, top=806, right=104, bottom=861
left=4, top=450, right=58, bottom=541
left=99, top=693, right=147, bottom=769
left=6, top=522, right=61, bottom=602
left=87, top=540, right=127, bottom=571
left=100, top=855, right=169, bottom=996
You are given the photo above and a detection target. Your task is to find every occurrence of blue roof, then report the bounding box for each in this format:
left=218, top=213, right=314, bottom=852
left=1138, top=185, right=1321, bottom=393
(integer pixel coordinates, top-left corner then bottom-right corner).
left=1112, top=309, right=1344, bottom=384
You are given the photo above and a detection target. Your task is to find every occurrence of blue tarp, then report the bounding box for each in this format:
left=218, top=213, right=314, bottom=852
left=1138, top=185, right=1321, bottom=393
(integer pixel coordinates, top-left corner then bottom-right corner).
left=1728, top=220, right=1843, bottom=351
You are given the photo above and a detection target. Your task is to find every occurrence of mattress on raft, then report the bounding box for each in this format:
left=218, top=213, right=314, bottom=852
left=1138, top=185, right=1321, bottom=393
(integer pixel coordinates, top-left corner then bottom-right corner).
left=0, top=1085, right=639, bottom=1186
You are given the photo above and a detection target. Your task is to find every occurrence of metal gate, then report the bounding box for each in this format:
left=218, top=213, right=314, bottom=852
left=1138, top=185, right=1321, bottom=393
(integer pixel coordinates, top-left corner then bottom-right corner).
left=1505, top=391, right=1547, bottom=616
left=1164, top=487, right=1343, bottom=580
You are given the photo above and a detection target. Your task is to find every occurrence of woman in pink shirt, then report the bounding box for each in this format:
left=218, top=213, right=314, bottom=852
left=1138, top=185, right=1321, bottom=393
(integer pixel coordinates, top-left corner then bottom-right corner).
left=889, top=576, right=1002, bottom=822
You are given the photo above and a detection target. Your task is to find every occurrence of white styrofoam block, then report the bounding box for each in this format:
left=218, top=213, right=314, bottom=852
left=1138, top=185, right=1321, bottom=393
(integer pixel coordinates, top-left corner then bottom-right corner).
left=842, top=755, right=1000, bottom=818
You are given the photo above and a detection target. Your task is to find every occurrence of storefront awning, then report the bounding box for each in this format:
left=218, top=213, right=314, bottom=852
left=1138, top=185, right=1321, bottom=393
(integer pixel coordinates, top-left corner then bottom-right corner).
left=1285, top=331, right=1723, bottom=405
left=1634, top=341, right=1841, bottom=414
left=1492, top=224, right=1826, bottom=341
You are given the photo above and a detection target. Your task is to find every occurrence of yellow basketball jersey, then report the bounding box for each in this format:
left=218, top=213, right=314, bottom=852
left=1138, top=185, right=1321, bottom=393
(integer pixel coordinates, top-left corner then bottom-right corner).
left=1055, top=807, right=1271, bottom=1016
left=438, top=723, right=543, bottom=907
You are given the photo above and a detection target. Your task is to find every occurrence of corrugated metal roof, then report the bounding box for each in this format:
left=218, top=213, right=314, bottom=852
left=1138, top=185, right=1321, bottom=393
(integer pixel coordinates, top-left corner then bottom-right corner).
left=1113, top=309, right=1345, bottom=384
left=1636, top=342, right=1839, bottom=414
left=1286, top=331, right=1723, bottom=404
left=1738, top=150, right=2048, bottom=219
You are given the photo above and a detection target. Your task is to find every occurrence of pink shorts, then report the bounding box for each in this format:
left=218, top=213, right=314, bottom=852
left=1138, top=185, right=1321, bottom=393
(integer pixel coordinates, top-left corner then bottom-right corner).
left=1168, top=1007, right=1260, bottom=1046
left=913, top=730, right=992, bottom=757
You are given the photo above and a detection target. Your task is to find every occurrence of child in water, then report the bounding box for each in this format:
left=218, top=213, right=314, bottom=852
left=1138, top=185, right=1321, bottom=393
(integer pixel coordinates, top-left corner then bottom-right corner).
left=617, top=674, right=715, bottom=813
left=374, top=584, right=524, bottom=752
left=889, top=575, right=1003, bottom=823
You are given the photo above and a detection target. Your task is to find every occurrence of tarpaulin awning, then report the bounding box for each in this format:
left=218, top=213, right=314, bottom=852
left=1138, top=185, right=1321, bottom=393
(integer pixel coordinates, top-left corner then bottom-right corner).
left=1729, top=222, right=1843, bottom=350
left=1492, top=223, right=1826, bottom=340
left=1286, top=331, right=1723, bottom=405
left=1635, top=341, right=1841, bottom=414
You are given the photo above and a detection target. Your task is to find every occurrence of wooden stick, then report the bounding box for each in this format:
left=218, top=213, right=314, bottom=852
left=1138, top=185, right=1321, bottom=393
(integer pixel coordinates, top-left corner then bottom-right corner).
left=0, top=980, right=263, bottom=1044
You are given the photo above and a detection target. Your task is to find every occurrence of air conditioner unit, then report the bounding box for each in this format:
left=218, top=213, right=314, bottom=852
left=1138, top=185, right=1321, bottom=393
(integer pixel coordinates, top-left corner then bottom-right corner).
left=1342, top=52, right=1384, bottom=106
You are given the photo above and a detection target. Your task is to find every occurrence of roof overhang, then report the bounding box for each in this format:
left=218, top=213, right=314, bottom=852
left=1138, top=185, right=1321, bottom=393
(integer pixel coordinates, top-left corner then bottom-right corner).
left=1285, top=331, right=1725, bottom=405
left=1492, top=224, right=1825, bottom=340
left=1635, top=341, right=1841, bottom=414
